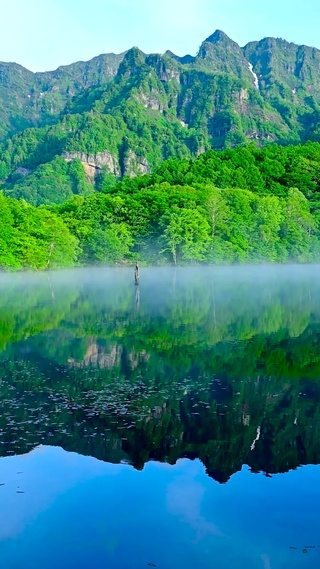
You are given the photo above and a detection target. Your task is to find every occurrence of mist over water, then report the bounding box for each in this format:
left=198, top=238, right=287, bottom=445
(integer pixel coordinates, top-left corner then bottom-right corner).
left=1, top=265, right=320, bottom=568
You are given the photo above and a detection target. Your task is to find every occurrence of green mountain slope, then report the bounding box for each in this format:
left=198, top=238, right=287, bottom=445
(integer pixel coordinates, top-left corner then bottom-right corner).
left=0, top=30, right=320, bottom=205
left=0, top=52, right=126, bottom=139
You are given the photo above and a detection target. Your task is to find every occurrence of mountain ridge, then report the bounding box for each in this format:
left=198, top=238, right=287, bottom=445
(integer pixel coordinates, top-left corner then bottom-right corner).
left=1, top=29, right=320, bottom=204
left=2, top=29, right=319, bottom=74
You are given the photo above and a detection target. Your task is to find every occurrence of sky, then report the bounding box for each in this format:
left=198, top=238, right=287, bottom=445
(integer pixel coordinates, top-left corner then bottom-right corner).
left=2, top=0, right=320, bottom=72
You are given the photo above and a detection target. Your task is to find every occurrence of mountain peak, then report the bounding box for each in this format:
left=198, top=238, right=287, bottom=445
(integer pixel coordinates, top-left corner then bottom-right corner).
left=117, top=47, right=146, bottom=76
left=204, top=30, right=235, bottom=45
left=197, top=29, right=246, bottom=76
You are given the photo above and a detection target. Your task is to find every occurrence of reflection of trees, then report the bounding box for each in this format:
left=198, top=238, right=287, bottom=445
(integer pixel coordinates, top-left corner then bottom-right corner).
left=1, top=267, right=320, bottom=354
left=1, top=354, right=320, bottom=482
left=0, top=267, right=320, bottom=482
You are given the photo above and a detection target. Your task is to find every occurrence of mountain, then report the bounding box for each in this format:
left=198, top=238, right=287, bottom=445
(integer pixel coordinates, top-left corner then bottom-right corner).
left=0, top=52, right=126, bottom=139
left=1, top=30, right=320, bottom=204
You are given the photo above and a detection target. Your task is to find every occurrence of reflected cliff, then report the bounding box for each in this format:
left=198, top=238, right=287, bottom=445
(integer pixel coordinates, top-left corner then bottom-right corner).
left=1, top=266, right=320, bottom=483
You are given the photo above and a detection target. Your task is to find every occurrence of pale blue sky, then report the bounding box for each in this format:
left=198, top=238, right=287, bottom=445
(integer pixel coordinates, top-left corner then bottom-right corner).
left=2, top=0, right=320, bottom=71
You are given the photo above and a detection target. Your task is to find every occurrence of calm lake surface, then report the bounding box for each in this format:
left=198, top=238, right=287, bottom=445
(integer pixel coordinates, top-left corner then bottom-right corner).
left=0, top=266, right=320, bottom=568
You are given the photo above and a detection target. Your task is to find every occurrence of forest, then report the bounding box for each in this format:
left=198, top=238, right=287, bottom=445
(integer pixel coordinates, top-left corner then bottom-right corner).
left=1, top=142, right=320, bottom=270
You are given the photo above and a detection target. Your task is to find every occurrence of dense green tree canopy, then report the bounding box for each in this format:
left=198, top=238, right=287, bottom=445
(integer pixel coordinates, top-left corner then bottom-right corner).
left=1, top=142, right=320, bottom=270
left=0, top=193, right=78, bottom=270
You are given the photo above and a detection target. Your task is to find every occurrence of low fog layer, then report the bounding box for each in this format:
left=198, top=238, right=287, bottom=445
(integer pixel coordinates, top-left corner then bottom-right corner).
left=0, top=264, right=319, bottom=346
left=0, top=263, right=320, bottom=297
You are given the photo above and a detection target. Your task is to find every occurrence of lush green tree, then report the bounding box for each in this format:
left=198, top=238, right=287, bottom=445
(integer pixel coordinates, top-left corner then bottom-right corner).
left=82, top=223, right=133, bottom=264
left=280, top=188, right=317, bottom=261
left=252, top=196, right=284, bottom=262
left=161, top=207, right=210, bottom=264
left=0, top=193, right=79, bottom=270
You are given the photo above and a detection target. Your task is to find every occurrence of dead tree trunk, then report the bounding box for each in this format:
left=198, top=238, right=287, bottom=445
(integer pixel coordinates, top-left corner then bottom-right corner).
left=134, top=261, right=140, bottom=286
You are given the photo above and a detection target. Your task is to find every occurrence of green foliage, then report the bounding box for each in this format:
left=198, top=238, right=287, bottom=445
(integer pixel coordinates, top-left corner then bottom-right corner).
left=2, top=140, right=320, bottom=269
left=161, top=207, right=210, bottom=264
left=82, top=224, right=133, bottom=265
left=149, top=142, right=320, bottom=207
left=4, top=157, right=94, bottom=206
left=0, top=193, right=78, bottom=270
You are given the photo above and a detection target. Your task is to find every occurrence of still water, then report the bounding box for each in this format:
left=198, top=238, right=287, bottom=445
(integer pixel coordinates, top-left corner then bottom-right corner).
left=0, top=266, right=320, bottom=568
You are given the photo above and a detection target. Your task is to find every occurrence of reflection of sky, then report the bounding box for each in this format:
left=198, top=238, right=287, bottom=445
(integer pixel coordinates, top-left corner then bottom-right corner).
left=0, top=447, right=319, bottom=569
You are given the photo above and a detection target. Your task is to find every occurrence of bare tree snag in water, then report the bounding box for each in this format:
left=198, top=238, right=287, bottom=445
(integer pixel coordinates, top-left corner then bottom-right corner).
left=134, top=261, right=140, bottom=286
left=135, top=286, right=140, bottom=310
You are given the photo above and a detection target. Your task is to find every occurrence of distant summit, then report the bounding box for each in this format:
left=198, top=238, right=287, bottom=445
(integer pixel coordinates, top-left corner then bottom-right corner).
left=196, top=29, right=252, bottom=81
left=204, top=29, right=237, bottom=45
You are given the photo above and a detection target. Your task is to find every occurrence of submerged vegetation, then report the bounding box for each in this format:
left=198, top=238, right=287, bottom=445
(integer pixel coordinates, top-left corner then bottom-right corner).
left=1, top=143, right=320, bottom=269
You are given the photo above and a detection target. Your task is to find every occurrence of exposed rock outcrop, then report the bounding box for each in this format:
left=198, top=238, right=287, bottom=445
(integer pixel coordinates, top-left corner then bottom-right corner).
left=138, top=91, right=164, bottom=112
left=63, top=149, right=150, bottom=179
left=123, top=150, right=150, bottom=177
left=63, top=150, right=120, bottom=177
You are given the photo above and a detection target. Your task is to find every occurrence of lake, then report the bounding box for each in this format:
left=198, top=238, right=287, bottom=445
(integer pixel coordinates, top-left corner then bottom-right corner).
left=0, top=266, right=320, bottom=568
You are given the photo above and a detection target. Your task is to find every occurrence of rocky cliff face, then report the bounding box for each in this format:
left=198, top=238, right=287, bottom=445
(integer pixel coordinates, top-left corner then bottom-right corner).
left=63, top=150, right=120, bottom=177
left=123, top=150, right=150, bottom=177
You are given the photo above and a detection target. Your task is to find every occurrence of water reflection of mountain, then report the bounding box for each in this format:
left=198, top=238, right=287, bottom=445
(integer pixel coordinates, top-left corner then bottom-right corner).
left=1, top=266, right=320, bottom=483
